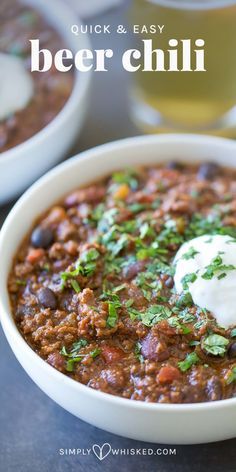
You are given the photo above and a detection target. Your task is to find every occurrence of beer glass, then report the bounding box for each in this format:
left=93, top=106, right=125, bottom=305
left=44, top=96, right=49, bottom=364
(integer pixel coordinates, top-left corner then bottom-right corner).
left=129, top=0, right=236, bottom=136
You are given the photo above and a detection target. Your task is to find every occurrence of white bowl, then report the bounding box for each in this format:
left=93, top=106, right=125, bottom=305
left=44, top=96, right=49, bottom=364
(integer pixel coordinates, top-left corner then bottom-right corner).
left=0, top=0, right=91, bottom=204
left=1, top=134, right=236, bottom=445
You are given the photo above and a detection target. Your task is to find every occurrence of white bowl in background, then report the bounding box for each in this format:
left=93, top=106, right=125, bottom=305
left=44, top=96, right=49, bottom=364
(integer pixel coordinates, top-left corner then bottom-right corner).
left=1, top=134, right=236, bottom=444
left=0, top=0, right=91, bottom=204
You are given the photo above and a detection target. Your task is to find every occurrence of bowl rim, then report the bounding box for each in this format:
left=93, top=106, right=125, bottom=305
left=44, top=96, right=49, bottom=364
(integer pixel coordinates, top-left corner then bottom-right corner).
left=0, top=0, right=91, bottom=164
left=2, top=133, right=236, bottom=413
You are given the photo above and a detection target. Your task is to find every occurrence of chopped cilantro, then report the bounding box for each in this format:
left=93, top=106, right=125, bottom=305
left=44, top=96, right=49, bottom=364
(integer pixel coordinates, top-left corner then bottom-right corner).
left=98, top=208, right=118, bottom=232
left=107, top=233, right=130, bottom=257
left=134, top=342, right=144, bottom=363
left=203, top=334, right=229, bottom=356
left=136, top=244, right=168, bottom=261
left=185, top=213, right=236, bottom=240
left=182, top=246, right=199, bottom=260
left=91, top=203, right=105, bottom=222
left=136, top=247, right=156, bottom=260
left=168, top=316, right=191, bottom=334
left=113, top=284, right=126, bottom=293
left=226, top=366, right=236, bottom=385
left=178, top=309, right=196, bottom=324
left=175, top=292, right=193, bottom=308
left=201, top=255, right=236, bottom=280
left=189, top=340, right=200, bottom=347
left=112, top=169, right=139, bottom=191
left=140, top=305, right=172, bottom=327
left=70, top=280, right=81, bottom=293
left=90, top=348, right=101, bottom=359
left=61, top=339, right=87, bottom=358
left=181, top=273, right=197, bottom=290
left=135, top=271, right=161, bottom=301
left=61, top=248, right=100, bottom=288
left=194, top=319, right=206, bottom=330
left=60, top=338, right=99, bottom=372
left=106, top=302, right=119, bottom=328
left=139, top=222, right=155, bottom=240
left=100, top=287, right=122, bottom=308
left=125, top=299, right=134, bottom=308
left=178, top=352, right=199, bottom=372
left=128, top=203, right=148, bottom=214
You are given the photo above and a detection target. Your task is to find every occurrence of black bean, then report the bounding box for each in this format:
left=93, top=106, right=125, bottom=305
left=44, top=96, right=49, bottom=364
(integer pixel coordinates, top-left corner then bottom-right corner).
left=165, top=276, right=174, bottom=289
left=228, top=342, right=236, bottom=358
left=31, top=226, right=54, bottom=249
left=197, top=162, right=220, bottom=180
left=166, top=161, right=183, bottom=171
left=38, top=287, right=57, bottom=309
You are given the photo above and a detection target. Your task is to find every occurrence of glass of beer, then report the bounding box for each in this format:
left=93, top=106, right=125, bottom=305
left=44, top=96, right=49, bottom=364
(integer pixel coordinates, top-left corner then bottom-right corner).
left=129, top=0, right=236, bottom=136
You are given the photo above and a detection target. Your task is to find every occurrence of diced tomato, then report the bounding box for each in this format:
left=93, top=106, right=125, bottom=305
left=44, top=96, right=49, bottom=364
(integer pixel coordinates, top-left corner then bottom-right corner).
left=101, top=345, right=125, bottom=364
left=27, top=248, right=45, bottom=264
left=157, top=365, right=181, bottom=385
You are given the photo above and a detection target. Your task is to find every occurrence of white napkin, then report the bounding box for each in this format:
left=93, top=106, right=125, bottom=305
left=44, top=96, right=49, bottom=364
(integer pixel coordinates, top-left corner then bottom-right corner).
left=68, top=0, right=123, bottom=18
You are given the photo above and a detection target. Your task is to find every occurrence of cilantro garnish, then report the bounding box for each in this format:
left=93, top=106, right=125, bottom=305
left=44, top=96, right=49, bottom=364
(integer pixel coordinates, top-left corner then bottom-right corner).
left=106, top=233, right=130, bottom=257
left=178, top=352, right=199, bottom=372
left=201, top=255, right=236, bottom=280
left=128, top=203, right=149, bottom=214
left=189, top=340, right=200, bottom=347
left=178, top=309, right=196, bottom=324
left=203, top=334, right=229, bottom=356
left=128, top=305, right=172, bottom=327
left=168, top=316, right=191, bottom=334
left=175, top=292, right=193, bottom=308
left=139, top=222, right=155, bottom=240
left=182, top=246, right=199, bottom=260
left=125, top=299, right=134, bottom=308
left=61, top=248, right=100, bottom=289
left=141, top=305, right=172, bottom=327
left=106, top=302, right=119, bottom=328
left=112, top=169, right=139, bottom=191
left=185, top=213, right=236, bottom=240
left=134, top=342, right=144, bottom=363
left=135, top=271, right=161, bottom=301
left=136, top=243, right=168, bottom=261
left=226, top=366, right=236, bottom=385
left=70, top=280, right=81, bottom=293
left=61, top=339, right=100, bottom=372
left=91, top=203, right=105, bottom=222
left=181, top=273, right=197, bottom=290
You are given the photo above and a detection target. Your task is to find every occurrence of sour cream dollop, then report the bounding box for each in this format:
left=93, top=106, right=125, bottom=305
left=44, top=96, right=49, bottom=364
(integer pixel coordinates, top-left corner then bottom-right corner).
left=0, top=53, right=34, bottom=121
left=174, top=234, right=236, bottom=329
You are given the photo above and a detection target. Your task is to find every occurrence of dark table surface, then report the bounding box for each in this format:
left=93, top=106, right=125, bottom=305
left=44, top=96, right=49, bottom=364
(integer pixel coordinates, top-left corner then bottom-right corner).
left=1, top=7, right=236, bottom=472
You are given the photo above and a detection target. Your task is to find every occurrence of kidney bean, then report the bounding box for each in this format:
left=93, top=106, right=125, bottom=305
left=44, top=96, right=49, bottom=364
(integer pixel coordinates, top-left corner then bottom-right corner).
left=141, top=332, right=169, bottom=361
